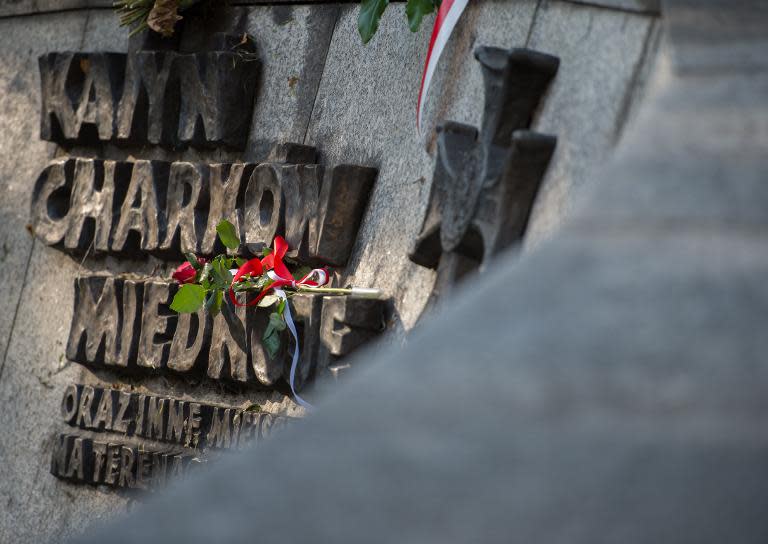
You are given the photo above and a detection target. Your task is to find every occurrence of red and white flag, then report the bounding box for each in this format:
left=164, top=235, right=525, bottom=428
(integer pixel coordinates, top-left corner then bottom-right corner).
left=417, top=0, right=470, bottom=132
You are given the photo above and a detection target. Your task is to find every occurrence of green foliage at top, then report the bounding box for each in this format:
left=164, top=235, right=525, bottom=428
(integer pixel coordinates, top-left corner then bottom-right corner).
left=359, top=0, right=441, bottom=43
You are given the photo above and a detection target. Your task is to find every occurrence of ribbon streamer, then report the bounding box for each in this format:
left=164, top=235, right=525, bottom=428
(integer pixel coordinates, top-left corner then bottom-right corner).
left=271, top=283, right=314, bottom=411
left=417, top=0, right=470, bottom=132
left=229, top=236, right=328, bottom=410
left=228, top=236, right=327, bottom=308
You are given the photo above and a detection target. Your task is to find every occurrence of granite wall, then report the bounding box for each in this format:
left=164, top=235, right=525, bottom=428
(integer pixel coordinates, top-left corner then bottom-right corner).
left=0, top=1, right=659, bottom=541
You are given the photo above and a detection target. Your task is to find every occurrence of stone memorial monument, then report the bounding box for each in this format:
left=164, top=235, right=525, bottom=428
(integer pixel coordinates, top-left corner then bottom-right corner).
left=3, top=1, right=763, bottom=543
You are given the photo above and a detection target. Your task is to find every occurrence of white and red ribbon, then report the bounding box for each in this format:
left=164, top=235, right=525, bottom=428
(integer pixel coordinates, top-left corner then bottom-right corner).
left=230, top=236, right=329, bottom=411
left=417, top=0, right=470, bottom=132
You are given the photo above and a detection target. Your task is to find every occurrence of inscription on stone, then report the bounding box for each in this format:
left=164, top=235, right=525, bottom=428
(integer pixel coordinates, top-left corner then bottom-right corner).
left=37, top=22, right=390, bottom=494
left=31, top=156, right=377, bottom=265
left=51, top=385, right=293, bottom=489
left=39, top=34, right=259, bottom=149
left=50, top=433, right=198, bottom=490
left=60, top=385, right=290, bottom=450
left=66, top=276, right=388, bottom=388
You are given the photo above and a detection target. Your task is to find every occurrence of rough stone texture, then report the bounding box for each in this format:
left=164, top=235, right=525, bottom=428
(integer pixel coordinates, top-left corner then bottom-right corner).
left=0, top=9, right=296, bottom=544
left=0, top=0, right=661, bottom=18
left=418, top=0, right=540, bottom=137
left=524, top=0, right=656, bottom=246
left=0, top=1, right=665, bottom=542
left=0, top=13, right=134, bottom=544
left=303, top=3, right=438, bottom=332
left=243, top=4, right=339, bottom=161
left=69, top=2, right=768, bottom=543
left=0, top=0, right=106, bottom=16
left=0, top=18, right=89, bottom=481
left=0, top=12, right=83, bottom=377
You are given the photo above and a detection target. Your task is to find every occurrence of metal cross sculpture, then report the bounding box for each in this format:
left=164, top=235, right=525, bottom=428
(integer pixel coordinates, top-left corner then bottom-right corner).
left=410, top=46, right=560, bottom=306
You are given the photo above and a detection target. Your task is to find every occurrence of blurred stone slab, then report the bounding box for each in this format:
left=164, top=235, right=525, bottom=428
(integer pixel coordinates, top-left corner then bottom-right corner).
left=666, top=0, right=768, bottom=73
left=69, top=233, right=768, bottom=544
left=523, top=1, right=656, bottom=246
left=575, top=74, right=768, bottom=231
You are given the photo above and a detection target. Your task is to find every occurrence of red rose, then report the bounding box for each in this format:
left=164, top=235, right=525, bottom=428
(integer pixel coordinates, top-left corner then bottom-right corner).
left=172, top=257, right=206, bottom=284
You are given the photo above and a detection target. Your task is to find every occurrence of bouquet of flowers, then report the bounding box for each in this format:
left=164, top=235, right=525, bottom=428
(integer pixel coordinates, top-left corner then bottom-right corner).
left=170, top=220, right=380, bottom=360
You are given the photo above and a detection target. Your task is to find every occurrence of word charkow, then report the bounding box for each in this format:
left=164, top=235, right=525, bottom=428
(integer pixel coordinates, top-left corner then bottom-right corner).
left=31, top=157, right=376, bottom=265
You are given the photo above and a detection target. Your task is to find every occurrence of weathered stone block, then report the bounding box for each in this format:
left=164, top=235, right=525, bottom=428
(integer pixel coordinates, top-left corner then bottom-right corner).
left=66, top=276, right=124, bottom=367
left=312, top=165, right=378, bottom=266
left=39, top=34, right=260, bottom=149
left=137, top=281, right=178, bottom=371
left=31, top=157, right=375, bottom=265
left=39, top=52, right=126, bottom=144
left=317, top=297, right=387, bottom=374
left=208, top=298, right=251, bottom=383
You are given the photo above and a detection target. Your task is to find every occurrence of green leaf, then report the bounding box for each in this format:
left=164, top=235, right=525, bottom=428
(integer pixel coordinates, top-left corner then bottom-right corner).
left=210, top=256, right=234, bottom=289
left=262, top=329, right=282, bottom=360
left=216, top=219, right=240, bottom=250
left=269, top=312, right=287, bottom=333
left=277, top=299, right=286, bottom=316
left=200, top=262, right=212, bottom=289
left=261, top=247, right=272, bottom=257
left=262, top=312, right=287, bottom=360
left=406, top=0, right=436, bottom=32
left=252, top=275, right=273, bottom=291
left=235, top=257, right=246, bottom=267
left=359, top=0, right=389, bottom=44
left=292, top=265, right=312, bottom=281
left=170, top=284, right=206, bottom=313
left=205, top=289, right=223, bottom=317
left=185, top=252, right=202, bottom=271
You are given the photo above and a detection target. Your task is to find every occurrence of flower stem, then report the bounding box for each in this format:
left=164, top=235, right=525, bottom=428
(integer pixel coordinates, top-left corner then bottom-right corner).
left=296, top=286, right=382, bottom=299
left=237, top=285, right=381, bottom=299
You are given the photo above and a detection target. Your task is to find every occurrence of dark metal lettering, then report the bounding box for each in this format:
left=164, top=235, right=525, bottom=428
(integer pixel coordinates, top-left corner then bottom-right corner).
left=40, top=36, right=260, bottom=149
left=137, top=281, right=177, bottom=370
